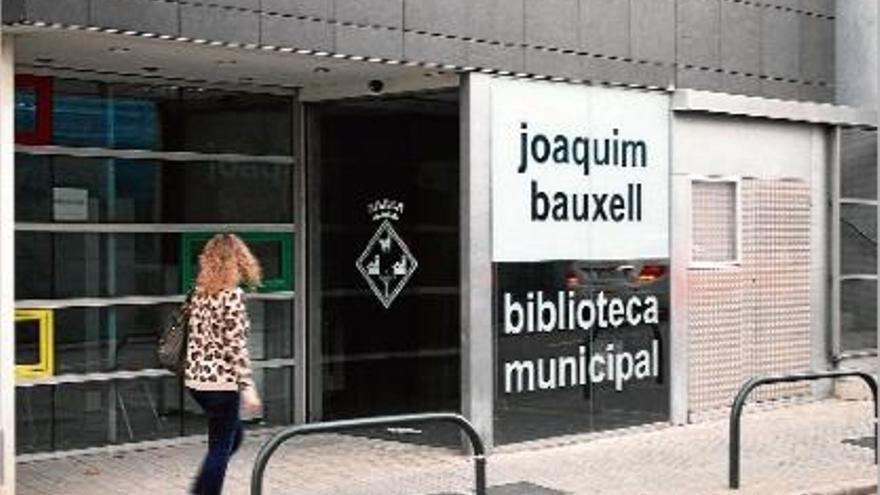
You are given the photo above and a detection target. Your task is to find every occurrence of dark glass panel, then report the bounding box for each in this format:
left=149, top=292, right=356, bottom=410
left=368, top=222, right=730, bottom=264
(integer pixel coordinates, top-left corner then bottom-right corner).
left=493, top=260, right=670, bottom=444
left=841, top=128, right=878, bottom=200
left=15, top=87, right=37, bottom=133
left=841, top=204, right=878, bottom=277
left=16, top=386, right=53, bottom=454
left=15, top=320, right=41, bottom=366
left=177, top=89, right=292, bottom=155
left=15, top=233, right=181, bottom=299
left=315, top=93, right=461, bottom=420
left=841, top=279, right=877, bottom=351
left=30, top=302, right=293, bottom=374
left=16, top=377, right=183, bottom=454
left=14, top=155, right=293, bottom=224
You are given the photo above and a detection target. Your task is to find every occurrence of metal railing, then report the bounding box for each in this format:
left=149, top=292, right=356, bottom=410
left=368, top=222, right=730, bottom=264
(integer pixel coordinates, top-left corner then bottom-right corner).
left=250, top=412, right=487, bottom=495
left=729, top=370, right=878, bottom=489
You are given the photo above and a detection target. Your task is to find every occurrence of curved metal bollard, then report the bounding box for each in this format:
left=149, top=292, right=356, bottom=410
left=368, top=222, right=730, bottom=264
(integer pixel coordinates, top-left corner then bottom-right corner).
left=729, top=370, right=878, bottom=489
left=251, top=412, right=487, bottom=495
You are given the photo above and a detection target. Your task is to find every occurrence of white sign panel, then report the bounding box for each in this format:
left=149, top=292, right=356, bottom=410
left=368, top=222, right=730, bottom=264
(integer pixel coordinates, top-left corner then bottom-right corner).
left=490, top=78, right=670, bottom=262
left=52, top=187, right=89, bottom=222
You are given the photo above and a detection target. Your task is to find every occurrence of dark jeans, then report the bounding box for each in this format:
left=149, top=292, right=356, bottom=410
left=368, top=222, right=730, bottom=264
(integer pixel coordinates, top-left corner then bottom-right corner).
left=189, top=389, right=244, bottom=495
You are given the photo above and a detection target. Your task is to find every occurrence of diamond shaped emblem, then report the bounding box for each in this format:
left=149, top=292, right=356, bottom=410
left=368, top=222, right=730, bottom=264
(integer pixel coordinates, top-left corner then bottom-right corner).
left=356, top=219, right=418, bottom=308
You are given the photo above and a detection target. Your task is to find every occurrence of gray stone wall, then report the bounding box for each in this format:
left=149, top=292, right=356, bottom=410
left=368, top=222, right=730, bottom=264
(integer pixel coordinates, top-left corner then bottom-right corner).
left=4, top=0, right=836, bottom=102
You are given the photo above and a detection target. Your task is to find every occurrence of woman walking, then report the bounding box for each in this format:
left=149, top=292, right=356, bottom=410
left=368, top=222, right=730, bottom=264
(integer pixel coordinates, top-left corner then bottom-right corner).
left=186, top=233, right=263, bottom=495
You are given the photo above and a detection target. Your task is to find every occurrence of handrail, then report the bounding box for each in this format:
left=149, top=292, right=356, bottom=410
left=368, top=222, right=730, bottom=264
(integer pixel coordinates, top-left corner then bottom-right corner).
left=729, top=370, right=878, bottom=489
left=250, top=412, right=487, bottom=495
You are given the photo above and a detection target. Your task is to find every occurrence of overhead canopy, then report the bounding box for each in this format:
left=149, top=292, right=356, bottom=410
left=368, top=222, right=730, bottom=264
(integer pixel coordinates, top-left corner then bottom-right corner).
left=9, top=25, right=459, bottom=99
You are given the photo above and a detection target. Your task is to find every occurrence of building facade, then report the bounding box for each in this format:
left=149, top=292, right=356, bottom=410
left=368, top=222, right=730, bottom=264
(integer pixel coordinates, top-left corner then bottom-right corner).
left=0, top=1, right=876, bottom=493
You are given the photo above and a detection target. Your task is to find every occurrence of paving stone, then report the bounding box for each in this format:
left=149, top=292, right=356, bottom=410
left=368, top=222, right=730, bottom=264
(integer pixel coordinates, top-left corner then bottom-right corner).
left=16, top=400, right=878, bottom=495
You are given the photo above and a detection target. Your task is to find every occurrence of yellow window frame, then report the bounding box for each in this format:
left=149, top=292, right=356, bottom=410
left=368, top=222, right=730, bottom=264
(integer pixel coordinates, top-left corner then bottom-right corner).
left=15, top=309, right=54, bottom=379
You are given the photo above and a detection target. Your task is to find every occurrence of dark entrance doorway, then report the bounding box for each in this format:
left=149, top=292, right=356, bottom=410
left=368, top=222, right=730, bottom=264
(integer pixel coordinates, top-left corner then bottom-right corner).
left=307, top=91, right=460, bottom=420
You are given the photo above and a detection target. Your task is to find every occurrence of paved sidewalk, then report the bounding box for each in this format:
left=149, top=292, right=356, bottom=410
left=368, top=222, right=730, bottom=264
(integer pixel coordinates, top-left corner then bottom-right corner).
left=17, top=399, right=878, bottom=495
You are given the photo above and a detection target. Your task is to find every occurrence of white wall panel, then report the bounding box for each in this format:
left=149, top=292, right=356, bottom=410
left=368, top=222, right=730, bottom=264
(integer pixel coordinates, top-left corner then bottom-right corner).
left=674, top=114, right=823, bottom=417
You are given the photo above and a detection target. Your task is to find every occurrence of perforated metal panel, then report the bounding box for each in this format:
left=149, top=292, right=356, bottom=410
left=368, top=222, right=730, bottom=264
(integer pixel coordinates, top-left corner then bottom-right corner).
left=687, top=271, right=746, bottom=412
left=692, top=181, right=738, bottom=264
left=744, top=180, right=812, bottom=401
left=688, top=178, right=812, bottom=414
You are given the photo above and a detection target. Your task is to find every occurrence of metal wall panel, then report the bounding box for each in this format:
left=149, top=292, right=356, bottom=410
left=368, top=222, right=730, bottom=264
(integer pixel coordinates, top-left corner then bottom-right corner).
left=687, top=270, right=745, bottom=413
left=524, top=0, right=578, bottom=49
left=261, top=14, right=334, bottom=52
left=761, top=8, right=801, bottom=81
left=720, top=2, right=761, bottom=75
left=630, top=0, right=674, bottom=63
left=91, top=0, right=180, bottom=37
left=676, top=0, right=721, bottom=68
left=403, top=32, right=468, bottom=67
left=743, top=180, right=812, bottom=402
left=403, top=0, right=471, bottom=38
left=262, top=0, right=332, bottom=18
left=180, top=4, right=260, bottom=46
left=580, top=0, right=631, bottom=58
left=27, top=0, right=88, bottom=25
left=5, top=0, right=839, bottom=102
left=335, top=24, right=404, bottom=60
left=688, top=178, right=812, bottom=414
left=335, top=0, right=403, bottom=28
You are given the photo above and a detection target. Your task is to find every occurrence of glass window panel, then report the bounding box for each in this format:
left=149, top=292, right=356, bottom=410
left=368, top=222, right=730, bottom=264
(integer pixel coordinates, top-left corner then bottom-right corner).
left=54, top=307, right=110, bottom=374
left=53, top=381, right=114, bottom=450
left=15, top=320, right=41, bottom=366
left=53, top=305, right=176, bottom=374
left=494, top=261, right=670, bottom=444
left=247, top=300, right=294, bottom=360
left=255, top=367, right=294, bottom=426
left=52, top=79, right=107, bottom=148
left=14, top=155, right=293, bottom=223
left=52, top=80, right=173, bottom=150
left=15, top=154, right=52, bottom=221
left=17, top=377, right=184, bottom=453
left=16, top=233, right=184, bottom=298
left=183, top=366, right=295, bottom=434
left=15, top=87, right=37, bottom=134
left=841, top=128, right=878, bottom=200
left=113, top=377, right=182, bottom=443
left=178, top=89, right=292, bottom=155
left=840, top=204, right=877, bottom=276
left=111, top=305, right=178, bottom=372
left=50, top=79, right=293, bottom=154
left=16, top=386, right=53, bottom=454
left=32, top=302, right=292, bottom=374
left=841, top=279, right=877, bottom=352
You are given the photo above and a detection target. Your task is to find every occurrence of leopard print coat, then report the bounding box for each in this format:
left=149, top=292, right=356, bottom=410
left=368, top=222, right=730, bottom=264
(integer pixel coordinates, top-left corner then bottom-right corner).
left=184, top=287, right=255, bottom=392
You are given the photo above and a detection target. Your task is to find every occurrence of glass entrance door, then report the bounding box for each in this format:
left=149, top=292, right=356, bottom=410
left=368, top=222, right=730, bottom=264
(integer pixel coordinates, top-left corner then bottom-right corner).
left=308, top=93, right=460, bottom=420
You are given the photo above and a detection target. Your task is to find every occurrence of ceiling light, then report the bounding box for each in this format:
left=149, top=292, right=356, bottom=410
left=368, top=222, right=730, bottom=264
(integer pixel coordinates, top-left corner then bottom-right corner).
left=314, top=66, right=330, bottom=73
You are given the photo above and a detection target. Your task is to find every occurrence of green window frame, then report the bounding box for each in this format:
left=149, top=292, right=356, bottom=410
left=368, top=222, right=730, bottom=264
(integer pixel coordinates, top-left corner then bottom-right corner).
left=180, top=232, right=294, bottom=293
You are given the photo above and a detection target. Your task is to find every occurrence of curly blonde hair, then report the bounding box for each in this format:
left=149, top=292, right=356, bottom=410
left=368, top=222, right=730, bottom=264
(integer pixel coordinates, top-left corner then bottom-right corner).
left=195, top=233, right=263, bottom=295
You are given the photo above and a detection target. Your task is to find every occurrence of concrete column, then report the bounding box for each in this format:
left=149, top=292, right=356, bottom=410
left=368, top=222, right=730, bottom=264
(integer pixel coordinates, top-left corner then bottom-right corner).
left=460, top=73, right=494, bottom=449
left=0, top=33, right=15, bottom=495
left=837, top=0, right=877, bottom=108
